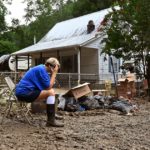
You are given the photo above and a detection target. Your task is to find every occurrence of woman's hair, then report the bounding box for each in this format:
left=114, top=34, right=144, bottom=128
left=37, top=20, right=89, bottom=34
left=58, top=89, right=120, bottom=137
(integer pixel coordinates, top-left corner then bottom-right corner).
left=45, top=57, right=60, bottom=68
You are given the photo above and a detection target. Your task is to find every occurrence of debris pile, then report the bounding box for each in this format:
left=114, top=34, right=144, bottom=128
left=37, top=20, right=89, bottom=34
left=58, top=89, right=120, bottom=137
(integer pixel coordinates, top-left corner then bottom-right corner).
left=58, top=94, right=138, bottom=115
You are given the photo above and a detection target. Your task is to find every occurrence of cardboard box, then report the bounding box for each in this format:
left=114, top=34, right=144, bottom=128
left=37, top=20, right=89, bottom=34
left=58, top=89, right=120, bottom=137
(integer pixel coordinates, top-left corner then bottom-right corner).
left=143, top=79, right=148, bottom=90
left=126, top=72, right=136, bottom=81
left=117, top=78, right=128, bottom=98
left=117, top=85, right=127, bottom=98
left=118, top=78, right=128, bottom=82
left=64, top=83, right=91, bottom=99
left=117, top=75, right=136, bottom=98
left=118, top=76, right=135, bottom=83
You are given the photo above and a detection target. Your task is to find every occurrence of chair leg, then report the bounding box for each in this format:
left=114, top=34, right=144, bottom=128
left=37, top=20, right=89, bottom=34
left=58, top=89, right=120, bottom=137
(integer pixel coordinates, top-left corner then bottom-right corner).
left=23, top=103, right=34, bottom=124
left=3, top=77, right=36, bottom=125
left=20, top=103, right=34, bottom=125
left=14, top=102, right=31, bottom=125
left=24, top=103, right=34, bottom=119
left=21, top=110, right=32, bottom=125
left=1, top=101, right=13, bottom=124
left=2, top=100, right=36, bottom=126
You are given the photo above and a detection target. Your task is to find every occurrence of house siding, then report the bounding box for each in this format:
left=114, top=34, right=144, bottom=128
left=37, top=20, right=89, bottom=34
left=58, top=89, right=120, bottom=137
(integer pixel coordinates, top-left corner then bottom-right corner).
left=81, top=48, right=98, bottom=74
left=84, top=37, right=101, bottom=49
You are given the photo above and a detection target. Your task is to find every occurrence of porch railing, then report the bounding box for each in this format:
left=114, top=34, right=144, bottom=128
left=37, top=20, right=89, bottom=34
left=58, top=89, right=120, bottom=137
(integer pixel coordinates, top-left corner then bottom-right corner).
left=0, top=71, right=122, bottom=89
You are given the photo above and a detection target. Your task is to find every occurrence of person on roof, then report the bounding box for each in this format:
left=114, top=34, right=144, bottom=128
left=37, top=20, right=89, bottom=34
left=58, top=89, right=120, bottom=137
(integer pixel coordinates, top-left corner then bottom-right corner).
left=87, top=20, right=95, bottom=34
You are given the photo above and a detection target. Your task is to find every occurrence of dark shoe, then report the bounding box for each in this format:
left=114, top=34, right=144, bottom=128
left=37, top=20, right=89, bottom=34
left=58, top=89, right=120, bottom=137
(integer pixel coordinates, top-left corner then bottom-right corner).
left=46, top=119, right=64, bottom=127
left=55, top=114, right=63, bottom=120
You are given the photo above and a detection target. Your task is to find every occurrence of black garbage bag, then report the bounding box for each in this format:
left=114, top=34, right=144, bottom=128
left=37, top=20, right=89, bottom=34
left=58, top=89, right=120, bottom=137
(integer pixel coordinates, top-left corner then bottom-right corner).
left=65, top=97, right=81, bottom=112
left=78, top=96, right=100, bottom=110
left=108, top=100, right=137, bottom=114
left=93, top=95, right=105, bottom=106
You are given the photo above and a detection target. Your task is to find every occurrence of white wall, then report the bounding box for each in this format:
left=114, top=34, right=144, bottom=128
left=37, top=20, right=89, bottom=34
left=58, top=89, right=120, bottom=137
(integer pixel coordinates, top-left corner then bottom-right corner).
left=80, top=48, right=98, bottom=74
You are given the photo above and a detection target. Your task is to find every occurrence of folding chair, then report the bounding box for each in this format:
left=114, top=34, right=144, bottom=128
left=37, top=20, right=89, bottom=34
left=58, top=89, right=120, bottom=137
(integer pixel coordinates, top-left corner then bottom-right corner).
left=1, top=76, right=33, bottom=125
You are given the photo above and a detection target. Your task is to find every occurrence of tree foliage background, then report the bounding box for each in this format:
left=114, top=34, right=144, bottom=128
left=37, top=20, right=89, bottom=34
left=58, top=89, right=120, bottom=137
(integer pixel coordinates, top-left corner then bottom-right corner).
left=0, top=0, right=18, bottom=55
left=1, top=0, right=150, bottom=86
left=101, top=0, right=150, bottom=87
left=0, top=0, right=114, bottom=55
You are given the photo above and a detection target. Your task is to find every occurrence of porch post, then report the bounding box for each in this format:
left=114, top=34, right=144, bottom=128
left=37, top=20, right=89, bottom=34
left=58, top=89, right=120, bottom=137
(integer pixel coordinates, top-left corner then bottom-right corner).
left=40, top=52, right=43, bottom=64
left=77, top=47, right=81, bottom=84
left=15, top=55, right=18, bottom=83
left=27, top=54, right=30, bottom=70
left=15, top=55, right=18, bottom=71
left=57, top=50, right=60, bottom=60
left=97, top=48, right=100, bottom=83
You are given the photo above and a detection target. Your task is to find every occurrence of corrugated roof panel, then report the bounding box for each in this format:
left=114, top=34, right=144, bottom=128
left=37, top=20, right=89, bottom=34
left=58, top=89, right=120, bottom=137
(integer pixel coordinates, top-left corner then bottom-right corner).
left=13, top=34, right=97, bottom=55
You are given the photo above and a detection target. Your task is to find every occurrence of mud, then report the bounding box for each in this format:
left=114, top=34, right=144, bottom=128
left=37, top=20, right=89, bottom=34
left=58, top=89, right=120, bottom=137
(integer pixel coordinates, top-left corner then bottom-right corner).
left=0, top=99, right=150, bottom=150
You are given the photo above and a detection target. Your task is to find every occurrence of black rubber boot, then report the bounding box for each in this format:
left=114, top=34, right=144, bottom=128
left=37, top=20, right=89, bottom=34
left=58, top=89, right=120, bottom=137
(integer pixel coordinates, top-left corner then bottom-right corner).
left=46, top=104, right=64, bottom=127
left=55, top=114, right=63, bottom=120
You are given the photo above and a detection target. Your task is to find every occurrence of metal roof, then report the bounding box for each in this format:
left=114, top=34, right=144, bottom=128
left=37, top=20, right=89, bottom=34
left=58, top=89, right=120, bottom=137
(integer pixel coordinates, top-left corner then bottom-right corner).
left=12, top=8, right=113, bottom=56
left=13, top=33, right=102, bottom=55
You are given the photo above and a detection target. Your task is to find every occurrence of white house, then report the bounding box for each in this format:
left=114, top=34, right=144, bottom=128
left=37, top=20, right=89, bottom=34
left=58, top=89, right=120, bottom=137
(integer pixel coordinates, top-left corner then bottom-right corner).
left=12, top=7, right=121, bottom=84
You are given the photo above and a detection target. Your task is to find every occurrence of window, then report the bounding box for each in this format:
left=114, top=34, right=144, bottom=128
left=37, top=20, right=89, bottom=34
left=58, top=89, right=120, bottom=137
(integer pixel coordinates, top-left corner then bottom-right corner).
left=35, top=58, right=48, bottom=65
left=60, top=55, right=77, bottom=73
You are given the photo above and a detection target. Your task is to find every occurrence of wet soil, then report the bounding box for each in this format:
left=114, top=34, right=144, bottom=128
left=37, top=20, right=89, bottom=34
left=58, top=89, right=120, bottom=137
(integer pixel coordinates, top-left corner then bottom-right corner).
left=0, top=99, right=150, bottom=150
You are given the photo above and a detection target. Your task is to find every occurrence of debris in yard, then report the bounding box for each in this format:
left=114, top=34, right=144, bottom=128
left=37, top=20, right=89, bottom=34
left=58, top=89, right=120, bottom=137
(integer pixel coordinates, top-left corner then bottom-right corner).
left=107, top=98, right=138, bottom=115
left=0, top=98, right=149, bottom=150
left=64, top=82, right=91, bottom=99
left=57, top=93, right=139, bottom=115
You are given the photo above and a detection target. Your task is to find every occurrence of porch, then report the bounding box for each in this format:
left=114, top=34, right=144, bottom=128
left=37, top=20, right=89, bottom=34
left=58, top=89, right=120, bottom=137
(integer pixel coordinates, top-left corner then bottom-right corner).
left=0, top=71, right=121, bottom=90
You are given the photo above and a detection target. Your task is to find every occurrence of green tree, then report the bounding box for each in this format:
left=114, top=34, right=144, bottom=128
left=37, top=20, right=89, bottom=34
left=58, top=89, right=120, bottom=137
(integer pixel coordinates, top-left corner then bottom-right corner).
left=102, top=0, right=150, bottom=89
left=0, top=0, right=115, bottom=55
left=71, top=0, right=114, bottom=17
left=23, top=0, right=53, bottom=23
left=22, top=0, right=55, bottom=43
left=0, top=1, right=6, bottom=33
left=0, top=0, right=18, bottom=55
left=0, top=40, right=17, bottom=55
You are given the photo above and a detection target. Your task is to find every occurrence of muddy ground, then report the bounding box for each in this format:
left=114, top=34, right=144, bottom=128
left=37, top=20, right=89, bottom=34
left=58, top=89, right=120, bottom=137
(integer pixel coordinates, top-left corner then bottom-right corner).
left=0, top=99, right=150, bottom=150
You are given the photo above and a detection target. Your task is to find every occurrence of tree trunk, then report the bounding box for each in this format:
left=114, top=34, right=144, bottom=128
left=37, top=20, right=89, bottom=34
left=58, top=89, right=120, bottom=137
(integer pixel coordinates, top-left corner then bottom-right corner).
left=146, top=60, right=150, bottom=98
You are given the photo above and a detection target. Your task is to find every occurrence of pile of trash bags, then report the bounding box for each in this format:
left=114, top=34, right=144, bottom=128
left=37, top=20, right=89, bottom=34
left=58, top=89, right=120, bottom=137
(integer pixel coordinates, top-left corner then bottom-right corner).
left=57, top=94, right=138, bottom=115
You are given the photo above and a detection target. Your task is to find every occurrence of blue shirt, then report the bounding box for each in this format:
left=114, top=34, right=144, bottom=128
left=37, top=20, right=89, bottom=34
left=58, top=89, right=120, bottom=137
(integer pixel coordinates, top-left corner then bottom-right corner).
left=15, top=64, right=50, bottom=96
